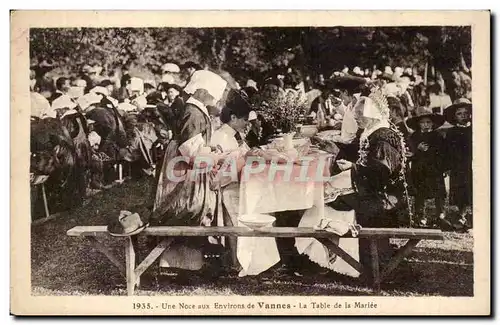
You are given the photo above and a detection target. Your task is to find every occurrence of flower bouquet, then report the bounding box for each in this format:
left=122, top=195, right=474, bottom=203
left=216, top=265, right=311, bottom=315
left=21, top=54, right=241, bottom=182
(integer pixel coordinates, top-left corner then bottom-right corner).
left=253, top=87, right=309, bottom=135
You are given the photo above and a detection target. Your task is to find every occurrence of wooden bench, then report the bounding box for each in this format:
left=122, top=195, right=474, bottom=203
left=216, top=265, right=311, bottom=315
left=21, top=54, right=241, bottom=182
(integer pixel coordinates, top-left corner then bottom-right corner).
left=66, top=226, right=444, bottom=295
left=30, top=175, right=50, bottom=223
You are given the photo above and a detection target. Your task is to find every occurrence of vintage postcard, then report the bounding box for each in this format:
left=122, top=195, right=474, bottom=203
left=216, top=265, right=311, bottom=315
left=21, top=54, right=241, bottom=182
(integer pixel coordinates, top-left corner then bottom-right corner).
left=11, top=10, right=490, bottom=315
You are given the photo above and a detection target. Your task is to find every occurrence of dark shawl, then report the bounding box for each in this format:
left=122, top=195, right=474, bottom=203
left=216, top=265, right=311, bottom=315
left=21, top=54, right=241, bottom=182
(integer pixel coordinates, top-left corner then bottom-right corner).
left=330, top=127, right=408, bottom=227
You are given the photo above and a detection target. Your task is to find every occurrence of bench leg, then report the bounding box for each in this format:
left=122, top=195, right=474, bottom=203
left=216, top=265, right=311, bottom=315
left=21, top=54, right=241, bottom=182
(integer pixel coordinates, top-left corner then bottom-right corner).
left=125, top=236, right=137, bottom=296
left=41, top=183, right=50, bottom=220
left=134, top=238, right=173, bottom=280
left=87, top=236, right=171, bottom=296
left=317, top=238, right=363, bottom=273
left=380, top=239, right=421, bottom=281
left=86, top=237, right=126, bottom=277
left=370, top=239, right=381, bottom=293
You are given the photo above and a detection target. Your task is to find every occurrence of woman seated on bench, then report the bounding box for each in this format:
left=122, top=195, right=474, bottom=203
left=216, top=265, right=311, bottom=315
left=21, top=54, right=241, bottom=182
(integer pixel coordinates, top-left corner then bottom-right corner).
left=150, top=70, right=231, bottom=277
left=303, top=89, right=411, bottom=278
left=208, top=90, right=254, bottom=272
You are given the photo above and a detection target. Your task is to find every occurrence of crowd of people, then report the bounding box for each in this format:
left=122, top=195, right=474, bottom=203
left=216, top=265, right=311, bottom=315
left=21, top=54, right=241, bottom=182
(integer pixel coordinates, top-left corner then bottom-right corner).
left=29, top=58, right=473, bottom=280
left=305, top=66, right=473, bottom=231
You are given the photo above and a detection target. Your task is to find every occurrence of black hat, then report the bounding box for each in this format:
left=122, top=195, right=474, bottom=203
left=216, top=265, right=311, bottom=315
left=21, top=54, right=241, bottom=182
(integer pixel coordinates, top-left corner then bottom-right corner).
left=160, top=82, right=183, bottom=93
left=99, top=79, right=114, bottom=87
left=400, top=73, right=416, bottom=82
left=221, top=89, right=253, bottom=121
left=181, top=61, right=202, bottom=71
left=326, top=76, right=366, bottom=94
left=407, top=106, right=445, bottom=131
left=146, top=91, right=164, bottom=105
left=444, top=98, right=472, bottom=125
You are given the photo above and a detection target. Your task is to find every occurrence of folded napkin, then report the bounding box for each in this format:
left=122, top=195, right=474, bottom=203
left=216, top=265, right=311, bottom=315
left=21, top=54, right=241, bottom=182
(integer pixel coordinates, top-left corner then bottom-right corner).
left=314, top=219, right=362, bottom=237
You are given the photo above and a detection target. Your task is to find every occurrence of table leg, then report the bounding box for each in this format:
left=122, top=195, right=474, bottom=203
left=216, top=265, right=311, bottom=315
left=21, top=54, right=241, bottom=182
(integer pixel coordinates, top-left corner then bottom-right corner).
left=370, top=239, right=381, bottom=293
left=125, top=236, right=137, bottom=296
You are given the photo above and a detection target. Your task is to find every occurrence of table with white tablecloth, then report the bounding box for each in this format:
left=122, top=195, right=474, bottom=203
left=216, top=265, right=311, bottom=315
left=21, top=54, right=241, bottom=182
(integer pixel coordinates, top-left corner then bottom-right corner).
left=221, top=152, right=340, bottom=276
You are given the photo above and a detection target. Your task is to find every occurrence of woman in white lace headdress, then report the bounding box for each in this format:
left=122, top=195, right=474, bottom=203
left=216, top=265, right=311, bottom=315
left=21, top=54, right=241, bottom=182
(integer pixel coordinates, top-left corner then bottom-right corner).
left=297, top=88, right=411, bottom=279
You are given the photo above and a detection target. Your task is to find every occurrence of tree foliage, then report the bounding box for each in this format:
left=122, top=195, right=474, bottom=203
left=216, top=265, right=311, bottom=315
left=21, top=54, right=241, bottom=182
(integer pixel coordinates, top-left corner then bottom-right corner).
left=30, top=26, right=471, bottom=90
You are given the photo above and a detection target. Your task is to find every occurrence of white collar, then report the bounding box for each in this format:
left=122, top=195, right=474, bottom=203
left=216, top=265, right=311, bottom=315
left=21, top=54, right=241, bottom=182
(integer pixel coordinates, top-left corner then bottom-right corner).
left=219, top=123, right=236, bottom=137
left=360, top=119, right=390, bottom=141
left=60, top=109, right=79, bottom=119
left=186, top=97, right=210, bottom=118
left=456, top=122, right=471, bottom=128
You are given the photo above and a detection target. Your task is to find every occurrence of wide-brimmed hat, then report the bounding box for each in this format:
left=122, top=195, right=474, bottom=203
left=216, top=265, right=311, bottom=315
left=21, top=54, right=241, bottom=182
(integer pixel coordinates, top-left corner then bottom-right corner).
left=444, top=98, right=472, bottom=124
left=327, top=75, right=366, bottom=93
left=99, top=79, right=114, bottom=88
left=400, top=73, right=416, bottom=82
left=407, top=106, right=445, bottom=130
left=107, top=210, right=149, bottom=237
left=161, top=82, right=183, bottom=93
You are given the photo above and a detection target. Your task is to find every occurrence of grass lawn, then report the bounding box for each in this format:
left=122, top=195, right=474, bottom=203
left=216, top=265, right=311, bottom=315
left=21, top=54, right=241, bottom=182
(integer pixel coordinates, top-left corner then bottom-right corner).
left=31, top=177, right=473, bottom=297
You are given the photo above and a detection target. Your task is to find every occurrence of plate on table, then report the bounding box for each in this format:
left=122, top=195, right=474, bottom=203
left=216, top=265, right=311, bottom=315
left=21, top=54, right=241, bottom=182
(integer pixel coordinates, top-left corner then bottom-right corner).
left=239, top=214, right=276, bottom=230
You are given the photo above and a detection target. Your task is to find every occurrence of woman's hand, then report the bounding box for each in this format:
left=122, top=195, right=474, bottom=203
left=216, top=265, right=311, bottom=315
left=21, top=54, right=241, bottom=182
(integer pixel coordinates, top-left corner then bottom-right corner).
left=245, top=148, right=264, bottom=158
left=210, top=145, right=223, bottom=154
left=336, top=159, right=353, bottom=171
left=417, top=142, right=429, bottom=151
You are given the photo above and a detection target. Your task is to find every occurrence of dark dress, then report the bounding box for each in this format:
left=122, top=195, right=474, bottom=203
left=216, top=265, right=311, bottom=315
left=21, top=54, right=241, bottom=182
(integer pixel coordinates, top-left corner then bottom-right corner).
left=445, top=125, right=473, bottom=210
left=150, top=101, right=217, bottom=270
left=157, top=97, right=185, bottom=137
left=152, top=101, right=214, bottom=227
left=337, top=127, right=408, bottom=228
left=329, top=127, right=409, bottom=272
left=408, top=130, right=446, bottom=201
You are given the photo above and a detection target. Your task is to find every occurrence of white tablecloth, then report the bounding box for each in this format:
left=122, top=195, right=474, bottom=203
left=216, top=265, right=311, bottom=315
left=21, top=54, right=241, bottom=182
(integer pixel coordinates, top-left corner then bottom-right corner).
left=234, top=155, right=330, bottom=276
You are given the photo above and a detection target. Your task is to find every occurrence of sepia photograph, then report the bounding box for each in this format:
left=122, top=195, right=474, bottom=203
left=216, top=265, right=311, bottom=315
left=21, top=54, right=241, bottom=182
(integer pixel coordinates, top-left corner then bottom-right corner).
left=11, top=10, right=490, bottom=315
